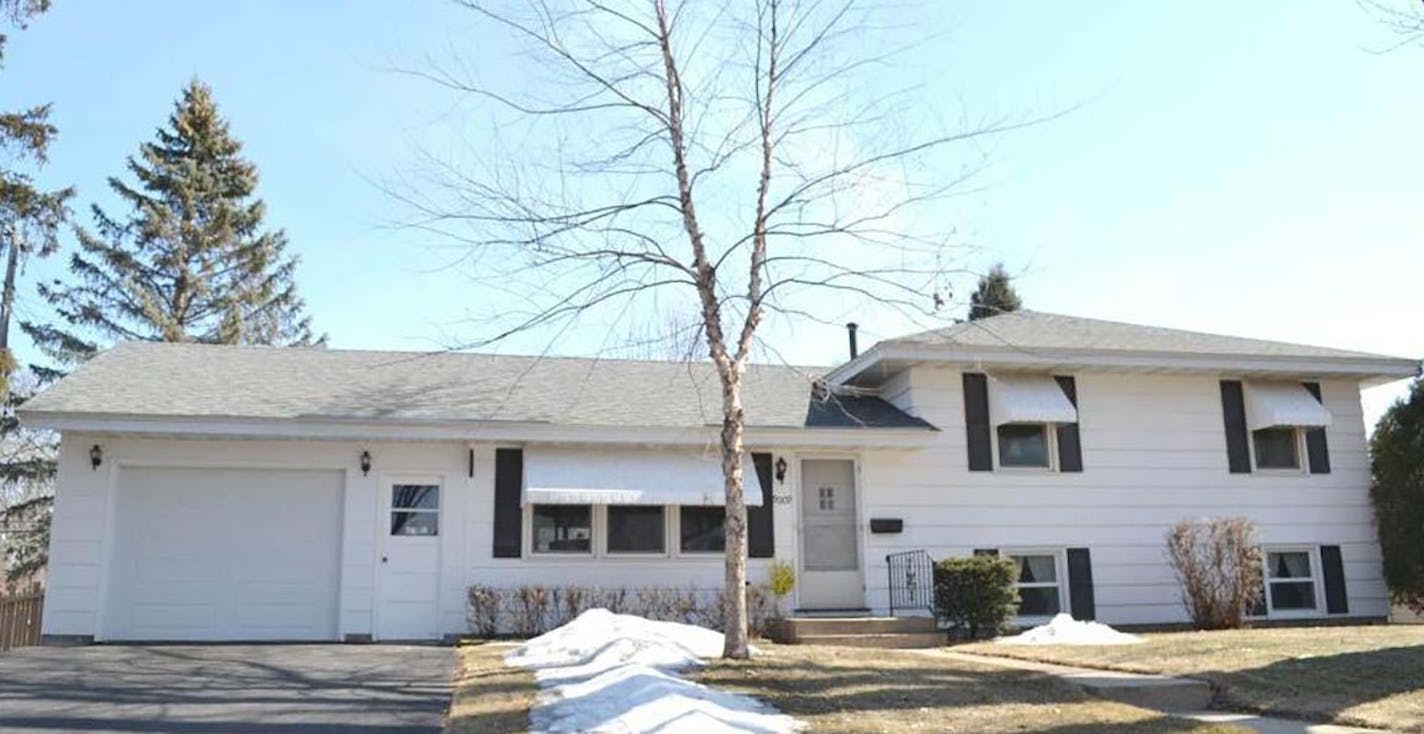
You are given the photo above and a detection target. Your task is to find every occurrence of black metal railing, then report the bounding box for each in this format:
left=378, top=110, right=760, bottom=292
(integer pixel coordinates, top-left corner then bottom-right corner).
left=886, top=549, right=935, bottom=616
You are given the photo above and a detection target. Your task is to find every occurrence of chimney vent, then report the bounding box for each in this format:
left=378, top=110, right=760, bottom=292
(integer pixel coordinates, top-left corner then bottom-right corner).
left=846, top=322, right=859, bottom=359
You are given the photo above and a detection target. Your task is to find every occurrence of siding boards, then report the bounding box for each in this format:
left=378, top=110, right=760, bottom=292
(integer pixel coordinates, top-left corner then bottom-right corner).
left=857, top=370, right=1384, bottom=624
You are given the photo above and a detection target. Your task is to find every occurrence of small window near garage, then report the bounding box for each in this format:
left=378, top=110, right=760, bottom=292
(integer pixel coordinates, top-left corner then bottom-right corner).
left=390, top=484, right=439, bottom=536
left=607, top=505, right=665, bottom=554
left=998, top=424, right=1051, bottom=468
left=680, top=506, right=725, bottom=553
left=1265, top=550, right=1318, bottom=613
left=532, top=504, right=592, bottom=554
left=1252, top=427, right=1300, bottom=470
left=1008, top=553, right=1062, bottom=617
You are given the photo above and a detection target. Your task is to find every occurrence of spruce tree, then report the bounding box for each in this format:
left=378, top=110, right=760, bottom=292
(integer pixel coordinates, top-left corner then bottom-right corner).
left=0, top=0, right=69, bottom=587
left=9, top=80, right=322, bottom=583
left=1371, top=377, right=1424, bottom=613
left=25, top=79, right=322, bottom=376
left=967, top=262, right=1022, bottom=321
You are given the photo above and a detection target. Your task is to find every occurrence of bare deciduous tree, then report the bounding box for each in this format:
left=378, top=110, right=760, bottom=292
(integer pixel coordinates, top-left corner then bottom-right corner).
left=395, top=0, right=1049, bottom=657
left=1362, top=0, right=1424, bottom=49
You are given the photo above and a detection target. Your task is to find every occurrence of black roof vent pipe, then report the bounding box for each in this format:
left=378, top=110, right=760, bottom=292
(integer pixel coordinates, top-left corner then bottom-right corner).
left=846, top=322, right=859, bottom=359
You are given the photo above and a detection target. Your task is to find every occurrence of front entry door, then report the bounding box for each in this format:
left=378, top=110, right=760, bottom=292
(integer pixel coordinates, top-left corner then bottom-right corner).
left=377, top=476, right=442, bottom=640
left=798, top=459, right=863, bottom=610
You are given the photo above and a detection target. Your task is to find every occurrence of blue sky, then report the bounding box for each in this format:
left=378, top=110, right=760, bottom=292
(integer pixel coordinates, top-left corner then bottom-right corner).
left=2, top=1, right=1420, bottom=426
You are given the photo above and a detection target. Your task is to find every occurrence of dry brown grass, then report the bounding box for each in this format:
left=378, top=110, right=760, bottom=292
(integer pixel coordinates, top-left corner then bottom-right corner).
left=444, top=643, right=537, bottom=734
left=693, top=643, right=1250, bottom=733
left=961, top=625, right=1424, bottom=731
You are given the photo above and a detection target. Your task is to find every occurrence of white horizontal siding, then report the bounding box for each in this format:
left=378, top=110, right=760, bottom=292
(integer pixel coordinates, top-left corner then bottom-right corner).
left=860, top=368, right=1386, bottom=625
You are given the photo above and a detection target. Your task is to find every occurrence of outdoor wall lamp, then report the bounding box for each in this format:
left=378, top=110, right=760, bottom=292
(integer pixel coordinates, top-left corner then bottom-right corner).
left=360, top=450, right=372, bottom=476
left=89, top=444, right=103, bottom=471
left=774, top=456, right=788, bottom=483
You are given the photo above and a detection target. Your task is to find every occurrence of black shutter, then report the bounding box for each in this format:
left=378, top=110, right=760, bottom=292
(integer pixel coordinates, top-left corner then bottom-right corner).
left=1066, top=548, right=1096, bottom=620
left=1219, top=380, right=1251, bottom=474
left=1055, top=376, right=1083, bottom=473
left=1302, top=382, right=1332, bottom=475
left=964, top=373, right=993, bottom=472
left=973, top=548, right=998, bottom=556
left=749, top=453, right=775, bottom=558
left=1320, top=545, right=1349, bottom=614
left=493, top=448, right=523, bottom=558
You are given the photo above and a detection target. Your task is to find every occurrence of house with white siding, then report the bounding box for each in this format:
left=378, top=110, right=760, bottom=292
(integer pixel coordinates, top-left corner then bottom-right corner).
left=19, top=310, right=1419, bottom=642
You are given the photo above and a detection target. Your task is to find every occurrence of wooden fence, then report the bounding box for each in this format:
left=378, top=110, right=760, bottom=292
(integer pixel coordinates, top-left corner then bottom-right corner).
left=0, top=591, right=43, bottom=652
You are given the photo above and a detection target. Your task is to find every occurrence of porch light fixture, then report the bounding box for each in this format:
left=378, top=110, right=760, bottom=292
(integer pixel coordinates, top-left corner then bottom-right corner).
left=89, top=444, right=103, bottom=471
left=360, top=450, right=372, bottom=476
left=774, top=457, right=788, bottom=483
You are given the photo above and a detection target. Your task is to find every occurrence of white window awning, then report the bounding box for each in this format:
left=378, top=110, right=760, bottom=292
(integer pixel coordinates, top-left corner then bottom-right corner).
left=1245, top=382, right=1332, bottom=431
left=523, top=448, right=762, bottom=506
left=988, top=374, right=1078, bottom=425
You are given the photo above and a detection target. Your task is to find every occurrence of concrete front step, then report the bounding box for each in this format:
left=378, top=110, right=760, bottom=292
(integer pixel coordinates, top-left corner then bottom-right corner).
left=794, top=631, right=946, bottom=649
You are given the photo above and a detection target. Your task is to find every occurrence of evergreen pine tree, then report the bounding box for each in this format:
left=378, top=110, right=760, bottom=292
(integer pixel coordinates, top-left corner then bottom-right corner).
left=24, top=79, right=322, bottom=377
left=8, top=80, right=323, bottom=583
left=1371, top=377, right=1424, bottom=613
left=967, top=262, right=1022, bottom=321
left=0, top=0, right=69, bottom=587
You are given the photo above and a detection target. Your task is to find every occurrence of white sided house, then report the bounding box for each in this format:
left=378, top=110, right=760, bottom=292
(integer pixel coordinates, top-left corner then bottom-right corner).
left=20, top=311, right=1419, bottom=643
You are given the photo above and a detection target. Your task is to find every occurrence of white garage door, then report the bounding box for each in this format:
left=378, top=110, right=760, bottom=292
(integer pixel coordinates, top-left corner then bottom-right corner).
left=103, top=467, right=343, bottom=641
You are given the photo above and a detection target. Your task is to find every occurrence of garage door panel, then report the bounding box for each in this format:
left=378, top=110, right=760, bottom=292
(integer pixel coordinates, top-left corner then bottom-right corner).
left=104, top=467, right=343, bottom=641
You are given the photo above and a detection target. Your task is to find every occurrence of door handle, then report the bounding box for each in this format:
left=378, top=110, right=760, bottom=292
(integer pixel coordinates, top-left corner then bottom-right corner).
left=381, top=555, right=389, bottom=563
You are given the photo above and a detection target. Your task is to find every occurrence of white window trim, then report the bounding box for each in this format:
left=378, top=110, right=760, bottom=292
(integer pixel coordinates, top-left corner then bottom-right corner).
left=999, top=548, right=1068, bottom=624
left=672, top=505, right=727, bottom=559
left=388, top=479, right=442, bottom=537
left=1260, top=545, right=1324, bottom=619
left=526, top=503, right=597, bottom=558
left=993, top=423, right=1060, bottom=473
left=1249, top=426, right=1308, bottom=476
left=603, top=504, right=672, bottom=558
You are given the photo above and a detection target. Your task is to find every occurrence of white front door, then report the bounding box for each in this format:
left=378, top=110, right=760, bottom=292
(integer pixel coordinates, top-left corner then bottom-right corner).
left=798, top=459, right=864, bottom=610
left=377, top=476, right=442, bottom=640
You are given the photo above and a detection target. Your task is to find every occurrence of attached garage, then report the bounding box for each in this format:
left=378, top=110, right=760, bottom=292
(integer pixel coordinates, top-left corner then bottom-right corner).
left=101, top=467, right=344, bottom=641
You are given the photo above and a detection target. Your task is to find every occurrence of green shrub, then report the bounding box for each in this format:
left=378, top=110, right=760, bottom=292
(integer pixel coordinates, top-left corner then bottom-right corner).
left=933, top=555, right=1019, bottom=640
left=1371, top=377, right=1424, bottom=613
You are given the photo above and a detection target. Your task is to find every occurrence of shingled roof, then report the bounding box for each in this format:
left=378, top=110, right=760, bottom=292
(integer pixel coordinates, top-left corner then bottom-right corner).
left=891, top=310, right=1403, bottom=360
left=20, top=341, right=933, bottom=431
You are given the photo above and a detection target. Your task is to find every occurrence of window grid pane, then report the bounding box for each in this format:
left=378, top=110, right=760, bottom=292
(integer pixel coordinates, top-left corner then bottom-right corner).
left=1253, top=428, right=1299, bottom=469
left=532, top=504, right=592, bottom=554
left=998, top=424, right=1050, bottom=468
left=607, top=505, right=665, bottom=554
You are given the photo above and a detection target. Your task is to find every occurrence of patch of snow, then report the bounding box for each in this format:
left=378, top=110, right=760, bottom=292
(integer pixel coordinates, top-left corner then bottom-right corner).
left=995, top=613, right=1142, bottom=645
left=507, top=608, right=801, bottom=734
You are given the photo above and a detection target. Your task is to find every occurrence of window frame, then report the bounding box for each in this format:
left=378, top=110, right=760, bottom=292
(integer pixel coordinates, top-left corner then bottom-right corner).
left=1249, top=426, right=1306, bottom=474
left=604, top=504, right=670, bottom=557
left=674, top=505, right=727, bottom=557
left=528, top=503, right=596, bottom=556
left=1260, top=545, right=1323, bottom=618
left=998, top=548, right=1068, bottom=624
left=388, top=481, right=442, bottom=538
left=993, top=423, right=1059, bottom=472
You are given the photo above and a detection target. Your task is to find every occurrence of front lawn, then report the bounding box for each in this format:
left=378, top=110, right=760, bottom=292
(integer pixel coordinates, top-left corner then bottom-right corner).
left=447, top=641, right=1247, bottom=733
left=961, top=625, right=1424, bottom=731
left=693, top=644, right=1248, bottom=733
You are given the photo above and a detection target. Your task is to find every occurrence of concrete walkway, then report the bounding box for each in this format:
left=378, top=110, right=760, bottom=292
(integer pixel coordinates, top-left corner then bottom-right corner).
left=923, top=650, right=1386, bottom=734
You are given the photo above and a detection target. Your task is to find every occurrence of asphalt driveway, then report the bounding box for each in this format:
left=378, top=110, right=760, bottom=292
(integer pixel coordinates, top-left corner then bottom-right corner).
left=0, top=644, right=454, bottom=733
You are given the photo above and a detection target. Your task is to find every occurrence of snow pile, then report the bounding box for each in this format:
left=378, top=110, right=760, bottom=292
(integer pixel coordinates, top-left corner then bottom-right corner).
left=995, top=613, right=1142, bottom=645
left=507, top=609, right=801, bottom=734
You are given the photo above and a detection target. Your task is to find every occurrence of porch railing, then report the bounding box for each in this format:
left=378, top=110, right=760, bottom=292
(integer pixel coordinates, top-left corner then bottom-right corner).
left=0, top=590, right=43, bottom=653
left=886, top=549, right=935, bottom=616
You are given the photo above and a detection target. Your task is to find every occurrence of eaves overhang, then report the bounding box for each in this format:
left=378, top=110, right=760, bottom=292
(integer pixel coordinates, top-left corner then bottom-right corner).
left=828, top=343, right=1421, bottom=389
left=17, top=410, right=939, bottom=451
